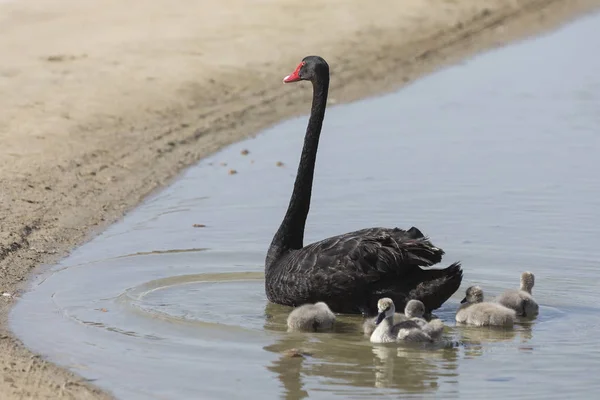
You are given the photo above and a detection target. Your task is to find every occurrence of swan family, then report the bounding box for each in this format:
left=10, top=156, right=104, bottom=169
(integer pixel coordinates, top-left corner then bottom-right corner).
left=267, top=55, right=541, bottom=345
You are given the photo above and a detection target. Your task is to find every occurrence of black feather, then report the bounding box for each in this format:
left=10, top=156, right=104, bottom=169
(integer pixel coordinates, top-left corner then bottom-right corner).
left=266, top=227, right=462, bottom=315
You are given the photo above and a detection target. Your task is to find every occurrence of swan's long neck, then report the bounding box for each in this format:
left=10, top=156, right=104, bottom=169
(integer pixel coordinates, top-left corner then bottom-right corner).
left=266, top=73, right=329, bottom=269
left=520, top=274, right=534, bottom=294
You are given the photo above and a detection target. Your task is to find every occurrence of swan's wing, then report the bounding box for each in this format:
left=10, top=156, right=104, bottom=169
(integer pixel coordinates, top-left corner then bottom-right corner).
left=270, top=227, right=456, bottom=313
left=288, top=227, right=445, bottom=279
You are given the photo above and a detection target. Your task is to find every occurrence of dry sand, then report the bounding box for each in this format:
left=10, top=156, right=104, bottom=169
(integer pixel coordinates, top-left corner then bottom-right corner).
left=1, top=0, right=599, bottom=398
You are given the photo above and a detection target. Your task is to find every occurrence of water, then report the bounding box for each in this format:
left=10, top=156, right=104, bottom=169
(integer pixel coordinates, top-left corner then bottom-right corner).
left=11, top=11, right=600, bottom=400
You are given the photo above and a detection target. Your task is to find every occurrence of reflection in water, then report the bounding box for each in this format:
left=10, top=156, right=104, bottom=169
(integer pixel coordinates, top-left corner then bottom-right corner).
left=461, top=323, right=532, bottom=344
left=370, top=345, right=460, bottom=392
left=263, top=302, right=462, bottom=398
left=458, top=323, right=532, bottom=359
left=264, top=338, right=309, bottom=400
left=262, top=300, right=538, bottom=398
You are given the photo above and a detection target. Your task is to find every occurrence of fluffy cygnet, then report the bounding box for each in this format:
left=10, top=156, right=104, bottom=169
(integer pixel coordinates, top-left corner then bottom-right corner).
left=404, top=299, right=445, bottom=341
left=287, top=302, right=336, bottom=332
left=397, top=319, right=445, bottom=342
left=370, top=298, right=442, bottom=344
left=456, top=286, right=516, bottom=327
left=404, top=299, right=427, bottom=325
left=497, top=271, right=539, bottom=318
left=364, top=299, right=427, bottom=337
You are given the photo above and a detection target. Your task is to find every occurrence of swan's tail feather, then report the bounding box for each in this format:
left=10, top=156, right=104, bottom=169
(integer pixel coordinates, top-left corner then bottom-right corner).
left=410, top=262, right=463, bottom=312
left=385, top=230, right=445, bottom=268
left=366, top=235, right=445, bottom=275
left=406, top=226, right=425, bottom=239
left=401, top=238, right=445, bottom=267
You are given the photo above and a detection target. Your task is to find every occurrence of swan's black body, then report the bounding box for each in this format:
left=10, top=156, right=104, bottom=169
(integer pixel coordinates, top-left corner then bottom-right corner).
left=265, top=56, right=463, bottom=316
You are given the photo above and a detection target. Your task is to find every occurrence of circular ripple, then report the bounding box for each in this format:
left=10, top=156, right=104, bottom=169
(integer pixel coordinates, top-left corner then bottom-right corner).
left=118, top=272, right=269, bottom=331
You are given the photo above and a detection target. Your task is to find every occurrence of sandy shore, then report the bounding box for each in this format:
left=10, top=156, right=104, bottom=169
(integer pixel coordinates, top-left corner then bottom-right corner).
left=1, top=0, right=598, bottom=398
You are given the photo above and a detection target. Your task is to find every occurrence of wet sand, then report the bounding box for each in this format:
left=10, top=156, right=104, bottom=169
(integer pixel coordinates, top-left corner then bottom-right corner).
left=1, top=0, right=599, bottom=398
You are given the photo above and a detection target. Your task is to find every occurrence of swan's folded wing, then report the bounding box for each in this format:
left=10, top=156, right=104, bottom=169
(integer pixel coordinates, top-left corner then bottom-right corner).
left=343, top=228, right=444, bottom=276
left=290, top=227, right=445, bottom=281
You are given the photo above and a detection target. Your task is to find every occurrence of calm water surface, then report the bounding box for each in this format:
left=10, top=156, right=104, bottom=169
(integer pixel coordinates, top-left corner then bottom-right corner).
left=11, top=12, right=600, bottom=400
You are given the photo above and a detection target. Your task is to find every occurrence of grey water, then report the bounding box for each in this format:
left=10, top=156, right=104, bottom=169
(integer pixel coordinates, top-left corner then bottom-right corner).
left=11, top=11, right=600, bottom=400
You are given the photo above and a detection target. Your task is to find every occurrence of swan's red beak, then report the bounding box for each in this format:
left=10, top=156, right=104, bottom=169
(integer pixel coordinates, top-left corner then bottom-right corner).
left=283, top=62, right=303, bottom=83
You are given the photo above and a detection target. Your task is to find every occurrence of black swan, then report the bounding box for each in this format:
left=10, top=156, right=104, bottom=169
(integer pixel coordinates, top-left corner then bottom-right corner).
left=265, top=55, right=463, bottom=316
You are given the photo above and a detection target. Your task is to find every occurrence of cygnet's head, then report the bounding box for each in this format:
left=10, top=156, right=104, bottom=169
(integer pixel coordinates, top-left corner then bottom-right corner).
left=404, top=300, right=426, bottom=318
left=375, top=298, right=395, bottom=325
left=520, top=271, right=535, bottom=293
left=460, top=286, right=484, bottom=304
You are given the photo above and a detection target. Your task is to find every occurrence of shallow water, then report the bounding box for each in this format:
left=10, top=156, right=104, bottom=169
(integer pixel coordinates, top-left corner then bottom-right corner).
left=11, top=11, right=600, bottom=400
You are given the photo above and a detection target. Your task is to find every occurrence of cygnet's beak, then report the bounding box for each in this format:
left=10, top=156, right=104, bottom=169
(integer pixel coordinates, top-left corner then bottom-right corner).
left=375, top=311, right=386, bottom=325
left=460, top=297, right=468, bottom=304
